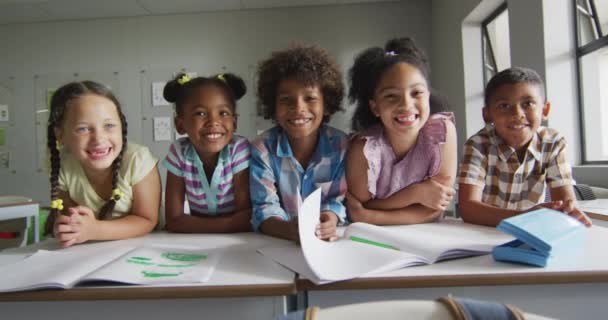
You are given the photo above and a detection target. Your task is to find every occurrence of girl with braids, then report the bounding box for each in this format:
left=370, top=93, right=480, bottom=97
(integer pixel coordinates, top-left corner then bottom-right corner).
left=345, top=37, right=457, bottom=225
left=161, top=73, right=252, bottom=233
left=251, top=44, right=348, bottom=242
left=46, top=81, right=160, bottom=248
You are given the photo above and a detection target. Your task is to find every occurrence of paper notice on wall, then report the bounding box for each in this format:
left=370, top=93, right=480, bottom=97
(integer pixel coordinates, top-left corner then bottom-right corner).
left=152, top=82, right=170, bottom=107
left=0, top=105, right=8, bottom=122
left=153, top=117, right=172, bottom=141
left=0, top=151, right=9, bottom=169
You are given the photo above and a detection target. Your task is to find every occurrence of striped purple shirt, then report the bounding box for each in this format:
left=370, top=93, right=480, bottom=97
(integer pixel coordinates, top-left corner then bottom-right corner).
left=162, top=135, right=250, bottom=215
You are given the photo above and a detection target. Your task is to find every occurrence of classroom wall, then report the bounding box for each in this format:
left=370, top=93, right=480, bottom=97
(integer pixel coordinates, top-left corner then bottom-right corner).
left=0, top=1, right=432, bottom=203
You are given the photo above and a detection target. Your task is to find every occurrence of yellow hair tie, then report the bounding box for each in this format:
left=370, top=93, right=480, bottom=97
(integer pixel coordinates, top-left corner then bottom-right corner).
left=177, top=74, right=191, bottom=85
left=112, top=188, right=124, bottom=201
left=50, top=199, right=64, bottom=210
left=217, top=74, right=226, bottom=83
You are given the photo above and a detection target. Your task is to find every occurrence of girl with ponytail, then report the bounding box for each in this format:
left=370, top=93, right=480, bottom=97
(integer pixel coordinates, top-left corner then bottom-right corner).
left=346, top=38, right=458, bottom=225
left=161, top=72, right=252, bottom=233
left=46, top=81, right=160, bottom=247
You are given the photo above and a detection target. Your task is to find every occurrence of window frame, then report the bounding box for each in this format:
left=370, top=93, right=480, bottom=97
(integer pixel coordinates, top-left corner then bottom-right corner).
left=574, top=0, right=608, bottom=164
left=481, top=2, right=508, bottom=85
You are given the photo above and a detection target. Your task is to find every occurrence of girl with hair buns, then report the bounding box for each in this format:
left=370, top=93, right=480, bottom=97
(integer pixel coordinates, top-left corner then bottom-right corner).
left=346, top=37, right=458, bottom=225
left=46, top=81, right=160, bottom=248
left=161, top=72, right=252, bottom=233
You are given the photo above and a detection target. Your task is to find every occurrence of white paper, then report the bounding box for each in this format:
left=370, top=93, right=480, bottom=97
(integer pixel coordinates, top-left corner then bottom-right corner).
left=0, top=245, right=220, bottom=292
left=0, top=246, right=135, bottom=292
left=0, top=104, right=8, bottom=121
left=579, top=199, right=608, bottom=216
left=153, top=116, right=172, bottom=141
left=259, top=188, right=512, bottom=284
left=152, top=82, right=170, bottom=106
left=84, top=246, right=220, bottom=285
left=0, top=151, right=9, bottom=169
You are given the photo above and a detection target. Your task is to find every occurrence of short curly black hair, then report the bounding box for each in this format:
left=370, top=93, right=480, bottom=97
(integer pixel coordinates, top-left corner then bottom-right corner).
left=256, top=44, right=344, bottom=122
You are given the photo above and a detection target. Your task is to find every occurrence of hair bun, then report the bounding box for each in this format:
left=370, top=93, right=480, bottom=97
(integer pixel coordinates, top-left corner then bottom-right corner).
left=163, top=73, right=186, bottom=103
left=385, top=38, right=427, bottom=64
left=220, top=73, right=247, bottom=100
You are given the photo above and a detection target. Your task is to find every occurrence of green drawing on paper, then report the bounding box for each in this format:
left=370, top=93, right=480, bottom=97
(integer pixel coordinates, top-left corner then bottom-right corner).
left=161, top=252, right=207, bottom=262
left=349, top=236, right=400, bottom=251
left=130, top=256, right=152, bottom=261
left=127, top=258, right=154, bottom=266
left=157, top=263, right=196, bottom=268
left=142, top=271, right=183, bottom=278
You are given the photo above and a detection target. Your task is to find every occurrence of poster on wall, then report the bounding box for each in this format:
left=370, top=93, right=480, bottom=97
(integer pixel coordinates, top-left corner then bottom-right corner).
left=0, top=151, right=9, bottom=169
left=152, top=82, right=170, bottom=107
left=0, top=104, right=8, bottom=122
left=153, top=116, right=172, bottom=141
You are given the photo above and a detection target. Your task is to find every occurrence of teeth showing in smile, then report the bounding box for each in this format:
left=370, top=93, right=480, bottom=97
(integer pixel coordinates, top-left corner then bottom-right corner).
left=290, top=118, right=311, bottom=125
left=87, top=148, right=111, bottom=159
left=509, top=124, right=528, bottom=129
left=205, top=133, right=224, bottom=140
left=395, top=114, right=418, bottom=124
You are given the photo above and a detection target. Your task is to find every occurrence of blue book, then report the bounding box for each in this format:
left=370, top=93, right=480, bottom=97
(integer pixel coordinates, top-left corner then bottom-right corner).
left=492, top=208, right=587, bottom=267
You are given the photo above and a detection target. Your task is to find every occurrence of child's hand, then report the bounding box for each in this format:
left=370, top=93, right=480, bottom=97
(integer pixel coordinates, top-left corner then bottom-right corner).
left=317, top=211, right=338, bottom=241
left=528, top=200, right=593, bottom=227
left=529, top=200, right=566, bottom=212
left=417, top=176, right=455, bottom=211
left=54, top=206, right=99, bottom=248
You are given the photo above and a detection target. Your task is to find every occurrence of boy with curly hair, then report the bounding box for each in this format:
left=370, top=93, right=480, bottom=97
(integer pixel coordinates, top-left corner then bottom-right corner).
left=250, top=44, right=348, bottom=242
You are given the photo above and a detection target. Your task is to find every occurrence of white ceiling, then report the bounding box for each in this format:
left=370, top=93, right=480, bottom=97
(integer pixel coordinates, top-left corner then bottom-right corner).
left=0, top=0, right=399, bottom=25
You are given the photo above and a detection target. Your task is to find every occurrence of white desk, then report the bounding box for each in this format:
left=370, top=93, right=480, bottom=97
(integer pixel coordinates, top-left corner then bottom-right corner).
left=298, top=224, right=608, bottom=320
left=0, top=196, right=39, bottom=245
left=579, top=199, right=608, bottom=227
left=0, top=232, right=296, bottom=320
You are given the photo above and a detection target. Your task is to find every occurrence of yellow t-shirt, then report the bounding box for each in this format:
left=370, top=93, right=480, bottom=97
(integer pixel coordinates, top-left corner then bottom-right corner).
left=58, top=143, right=158, bottom=219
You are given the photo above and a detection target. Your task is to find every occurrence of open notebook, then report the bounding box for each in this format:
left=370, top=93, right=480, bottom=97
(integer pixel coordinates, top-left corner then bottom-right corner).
left=259, top=188, right=512, bottom=284
left=0, top=245, right=221, bottom=292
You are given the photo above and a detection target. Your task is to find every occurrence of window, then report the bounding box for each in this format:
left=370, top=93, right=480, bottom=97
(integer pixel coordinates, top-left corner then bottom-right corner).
left=575, top=0, right=608, bottom=163
left=482, top=3, right=510, bottom=85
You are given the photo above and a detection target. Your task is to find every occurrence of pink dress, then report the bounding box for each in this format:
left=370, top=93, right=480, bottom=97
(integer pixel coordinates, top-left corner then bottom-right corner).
left=359, top=112, right=454, bottom=199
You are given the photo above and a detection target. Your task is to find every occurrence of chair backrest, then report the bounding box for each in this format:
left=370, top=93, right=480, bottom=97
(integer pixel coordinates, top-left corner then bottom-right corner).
left=283, top=300, right=556, bottom=320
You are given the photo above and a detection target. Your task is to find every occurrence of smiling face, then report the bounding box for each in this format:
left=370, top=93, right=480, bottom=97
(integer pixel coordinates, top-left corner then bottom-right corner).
left=175, top=84, right=236, bottom=161
left=483, top=82, right=550, bottom=151
left=274, top=78, right=325, bottom=142
left=369, top=62, right=430, bottom=136
left=55, top=94, right=123, bottom=175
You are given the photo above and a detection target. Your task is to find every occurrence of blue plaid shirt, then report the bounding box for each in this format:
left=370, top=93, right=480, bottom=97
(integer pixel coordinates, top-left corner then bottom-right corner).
left=250, top=125, right=348, bottom=231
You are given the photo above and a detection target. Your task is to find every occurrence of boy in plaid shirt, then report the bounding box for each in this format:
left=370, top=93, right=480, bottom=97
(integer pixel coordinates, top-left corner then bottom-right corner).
left=457, top=67, right=591, bottom=227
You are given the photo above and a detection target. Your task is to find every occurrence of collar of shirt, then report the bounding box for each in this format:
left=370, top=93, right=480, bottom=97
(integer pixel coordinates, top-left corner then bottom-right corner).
left=275, top=125, right=332, bottom=165
left=487, top=124, right=542, bottom=163
left=183, top=140, right=229, bottom=168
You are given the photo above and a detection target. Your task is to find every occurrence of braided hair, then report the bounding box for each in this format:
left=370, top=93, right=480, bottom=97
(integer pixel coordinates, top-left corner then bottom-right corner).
left=44, top=81, right=127, bottom=235
left=349, top=37, right=448, bottom=132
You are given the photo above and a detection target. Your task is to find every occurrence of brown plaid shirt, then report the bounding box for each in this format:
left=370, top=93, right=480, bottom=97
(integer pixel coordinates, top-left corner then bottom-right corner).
left=458, top=125, right=574, bottom=210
